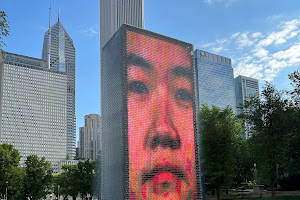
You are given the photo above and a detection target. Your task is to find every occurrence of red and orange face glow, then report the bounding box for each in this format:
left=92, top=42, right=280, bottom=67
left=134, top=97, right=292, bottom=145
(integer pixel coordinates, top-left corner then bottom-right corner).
left=127, top=31, right=197, bottom=200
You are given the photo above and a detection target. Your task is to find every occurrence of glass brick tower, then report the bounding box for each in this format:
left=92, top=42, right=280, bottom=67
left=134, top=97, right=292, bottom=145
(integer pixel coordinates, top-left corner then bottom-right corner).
left=42, top=18, right=76, bottom=159
left=195, top=49, right=236, bottom=111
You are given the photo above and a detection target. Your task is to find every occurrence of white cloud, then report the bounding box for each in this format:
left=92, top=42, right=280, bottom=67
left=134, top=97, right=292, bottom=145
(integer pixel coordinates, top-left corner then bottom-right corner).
left=253, top=47, right=269, bottom=58
left=201, top=38, right=230, bottom=52
left=81, top=25, right=99, bottom=37
left=236, top=33, right=257, bottom=48
left=234, top=61, right=263, bottom=78
left=199, top=18, right=300, bottom=82
left=266, top=14, right=284, bottom=22
left=273, top=43, right=300, bottom=60
left=257, top=19, right=300, bottom=47
left=203, top=0, right=237, bottom=6
left=251, top=32, right=262, bottom=38
left=212, top=46, right=224, bottom=53
left=231, top=32, right=240, bottom=39
left=267, top=59, right=287, bottom=70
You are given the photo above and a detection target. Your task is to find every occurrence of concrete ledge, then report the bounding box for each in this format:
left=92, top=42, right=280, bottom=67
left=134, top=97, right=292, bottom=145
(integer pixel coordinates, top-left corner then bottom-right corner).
left=206, top=190, right=300, bottom=200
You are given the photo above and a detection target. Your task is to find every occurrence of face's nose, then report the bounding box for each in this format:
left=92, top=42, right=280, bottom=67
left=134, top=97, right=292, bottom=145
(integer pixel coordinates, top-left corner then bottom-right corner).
left=145, top=82, right=181, bottom=150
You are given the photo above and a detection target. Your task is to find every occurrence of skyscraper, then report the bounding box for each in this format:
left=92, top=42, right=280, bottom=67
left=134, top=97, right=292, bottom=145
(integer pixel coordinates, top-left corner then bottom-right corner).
left=100, top=0, right=144, bottom=49
left=235, top=75, right=259, bottom=139
left=79, top=114, right=101, bottom=160
left=0, top=52, right=67, bottom=172
left=234, top=75, right=259, bottom=114
left=195, top=49, right=235, bottom=110
left=42, top=18, right=76, bottom=159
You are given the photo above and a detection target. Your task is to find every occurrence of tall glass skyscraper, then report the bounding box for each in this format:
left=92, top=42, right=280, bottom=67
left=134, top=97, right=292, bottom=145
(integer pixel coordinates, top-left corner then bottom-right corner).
left=234, top=75, right=259, bottom=139
left=42, top=18, right=76, bottom=159
left=100, top=0, right=144, bottom=49
left=195, top=49, right=235, bottom=110
left=234, top=75, right=259, bottom=114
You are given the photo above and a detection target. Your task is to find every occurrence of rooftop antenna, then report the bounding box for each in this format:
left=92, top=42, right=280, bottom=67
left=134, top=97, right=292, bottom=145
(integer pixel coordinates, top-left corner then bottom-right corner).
left=48, top=3, right=51, bottom=69
left=58, top=9, right=60, bottom=22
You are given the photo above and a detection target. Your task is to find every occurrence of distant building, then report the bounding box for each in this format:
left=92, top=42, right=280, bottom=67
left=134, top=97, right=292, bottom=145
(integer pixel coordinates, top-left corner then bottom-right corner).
left=42, top=18, right=76, bottom=159
left=57, top=159, right=79, bottom=173
left=234, top=75, right=259, bottom=114
left=100, top=0, right=144, bottom=49
left=0, top=52, right=67, bottom=173
left=79, top=114, right=101, bottom=160
left=194, top=49, right=235, bottom=110
left=235, top=75, right=259, bottom=139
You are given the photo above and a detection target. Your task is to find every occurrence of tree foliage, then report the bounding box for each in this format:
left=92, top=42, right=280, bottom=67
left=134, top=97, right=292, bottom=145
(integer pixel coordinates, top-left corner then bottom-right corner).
left=242, top=82, right=292, bottom=200
left=0, top=9, right=10, bottom=55
left=233, top=138, right=255, bottom=187
left=0, top=144, right=24, bottom=199
left=288, top=70, right=300, bottom=106
left=23, top=155, right=53, bottom=200
left=54, top=160, right=96, bottom=199
left=198, top=105, right=241, bottom=200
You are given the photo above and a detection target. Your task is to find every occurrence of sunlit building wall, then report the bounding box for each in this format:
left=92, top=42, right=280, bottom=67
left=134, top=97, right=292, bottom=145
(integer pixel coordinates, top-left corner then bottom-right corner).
left=0, top=52, right=67, bottom=172
left=79, top=114, right=101, bottom=160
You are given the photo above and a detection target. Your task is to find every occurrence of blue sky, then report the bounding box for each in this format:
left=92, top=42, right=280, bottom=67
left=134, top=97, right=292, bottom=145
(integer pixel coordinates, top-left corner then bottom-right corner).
left=2, top=0, right=300, bottom=142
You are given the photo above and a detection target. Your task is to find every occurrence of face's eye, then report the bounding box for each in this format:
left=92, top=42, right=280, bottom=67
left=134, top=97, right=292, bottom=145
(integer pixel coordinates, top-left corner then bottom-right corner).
left=128, top=81, right=148, bottom=94
left=175, top=89, right=192, bottom=102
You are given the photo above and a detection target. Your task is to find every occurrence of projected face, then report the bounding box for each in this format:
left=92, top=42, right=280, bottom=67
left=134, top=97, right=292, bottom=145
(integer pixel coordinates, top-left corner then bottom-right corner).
left=127, top=31, right=197, bottom=200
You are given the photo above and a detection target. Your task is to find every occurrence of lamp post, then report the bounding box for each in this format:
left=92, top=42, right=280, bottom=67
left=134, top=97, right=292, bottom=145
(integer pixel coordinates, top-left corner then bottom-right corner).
left=5, top=181, right=8, bottom=200
left=57, top=185, right=60, bottom=200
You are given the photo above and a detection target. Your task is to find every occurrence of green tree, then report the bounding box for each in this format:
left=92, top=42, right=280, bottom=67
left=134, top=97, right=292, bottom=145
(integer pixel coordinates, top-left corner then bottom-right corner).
left=0, top=144, right=25, bottom=199
left=0, top=9, right=10, bottom=55
left=277, top=70, right=300, bottom=190
left=243, top=83, right=290, bottom=200
left=234, top=138, right=255, bottom=188
left=23, top=155, right=53, bottom=200
left=198, top=105, right=241, bottom=200
left=54, top=165, right=79, bottom=200
left=55, top=160, right=96, bottom=200
left=77, top=160, right=96, bottom=199
left=288, top=70, right=300, bottom=106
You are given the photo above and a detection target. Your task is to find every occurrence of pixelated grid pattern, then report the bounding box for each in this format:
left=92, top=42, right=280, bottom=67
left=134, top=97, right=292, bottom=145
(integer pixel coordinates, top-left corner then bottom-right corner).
left=101, top=25, right=202, bottom=199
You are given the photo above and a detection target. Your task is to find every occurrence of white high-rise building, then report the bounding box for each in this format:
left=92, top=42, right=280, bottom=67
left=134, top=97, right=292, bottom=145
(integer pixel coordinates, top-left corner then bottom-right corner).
left=100, top=0, right=144, bottom=49
left=0, top=52, right=67, bottom=172
left=42, top=18, right=76, bottom=159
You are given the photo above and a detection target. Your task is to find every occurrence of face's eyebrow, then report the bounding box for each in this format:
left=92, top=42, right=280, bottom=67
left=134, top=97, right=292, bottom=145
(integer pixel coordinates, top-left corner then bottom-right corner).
left=171, top=66, right=193, bottom=81
left=126, top=53, right=152, bottom=70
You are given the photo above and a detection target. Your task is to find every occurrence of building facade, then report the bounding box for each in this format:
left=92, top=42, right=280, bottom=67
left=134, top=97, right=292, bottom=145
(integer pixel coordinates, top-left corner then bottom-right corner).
left=234, top=75, right=259, bottom=114
left=79, top=114, right=101, bottom=160
left=42, top=19, right=76, bottom=159
left=195, top=49, right=235, bottom=110
left=100, top=0, right=144, bottom=49
left=0, top=52, right=67, bottom=172
left=234, top=75, right=259, bottom=139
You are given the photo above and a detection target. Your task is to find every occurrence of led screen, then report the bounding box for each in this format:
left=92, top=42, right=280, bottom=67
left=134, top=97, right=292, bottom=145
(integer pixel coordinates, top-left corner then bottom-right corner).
left=126, top=30, right=197, bottom=199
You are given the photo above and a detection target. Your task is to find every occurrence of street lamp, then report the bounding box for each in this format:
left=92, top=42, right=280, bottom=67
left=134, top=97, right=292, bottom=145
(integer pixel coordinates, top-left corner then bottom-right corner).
left=5, top=181, right=8, bottom=200
left=57, top=185, right=60, bottom=200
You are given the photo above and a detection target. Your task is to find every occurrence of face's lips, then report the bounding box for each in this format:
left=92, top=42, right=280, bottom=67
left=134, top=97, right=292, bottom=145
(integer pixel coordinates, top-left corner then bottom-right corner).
left=141, top=164, right=188, bottom=186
